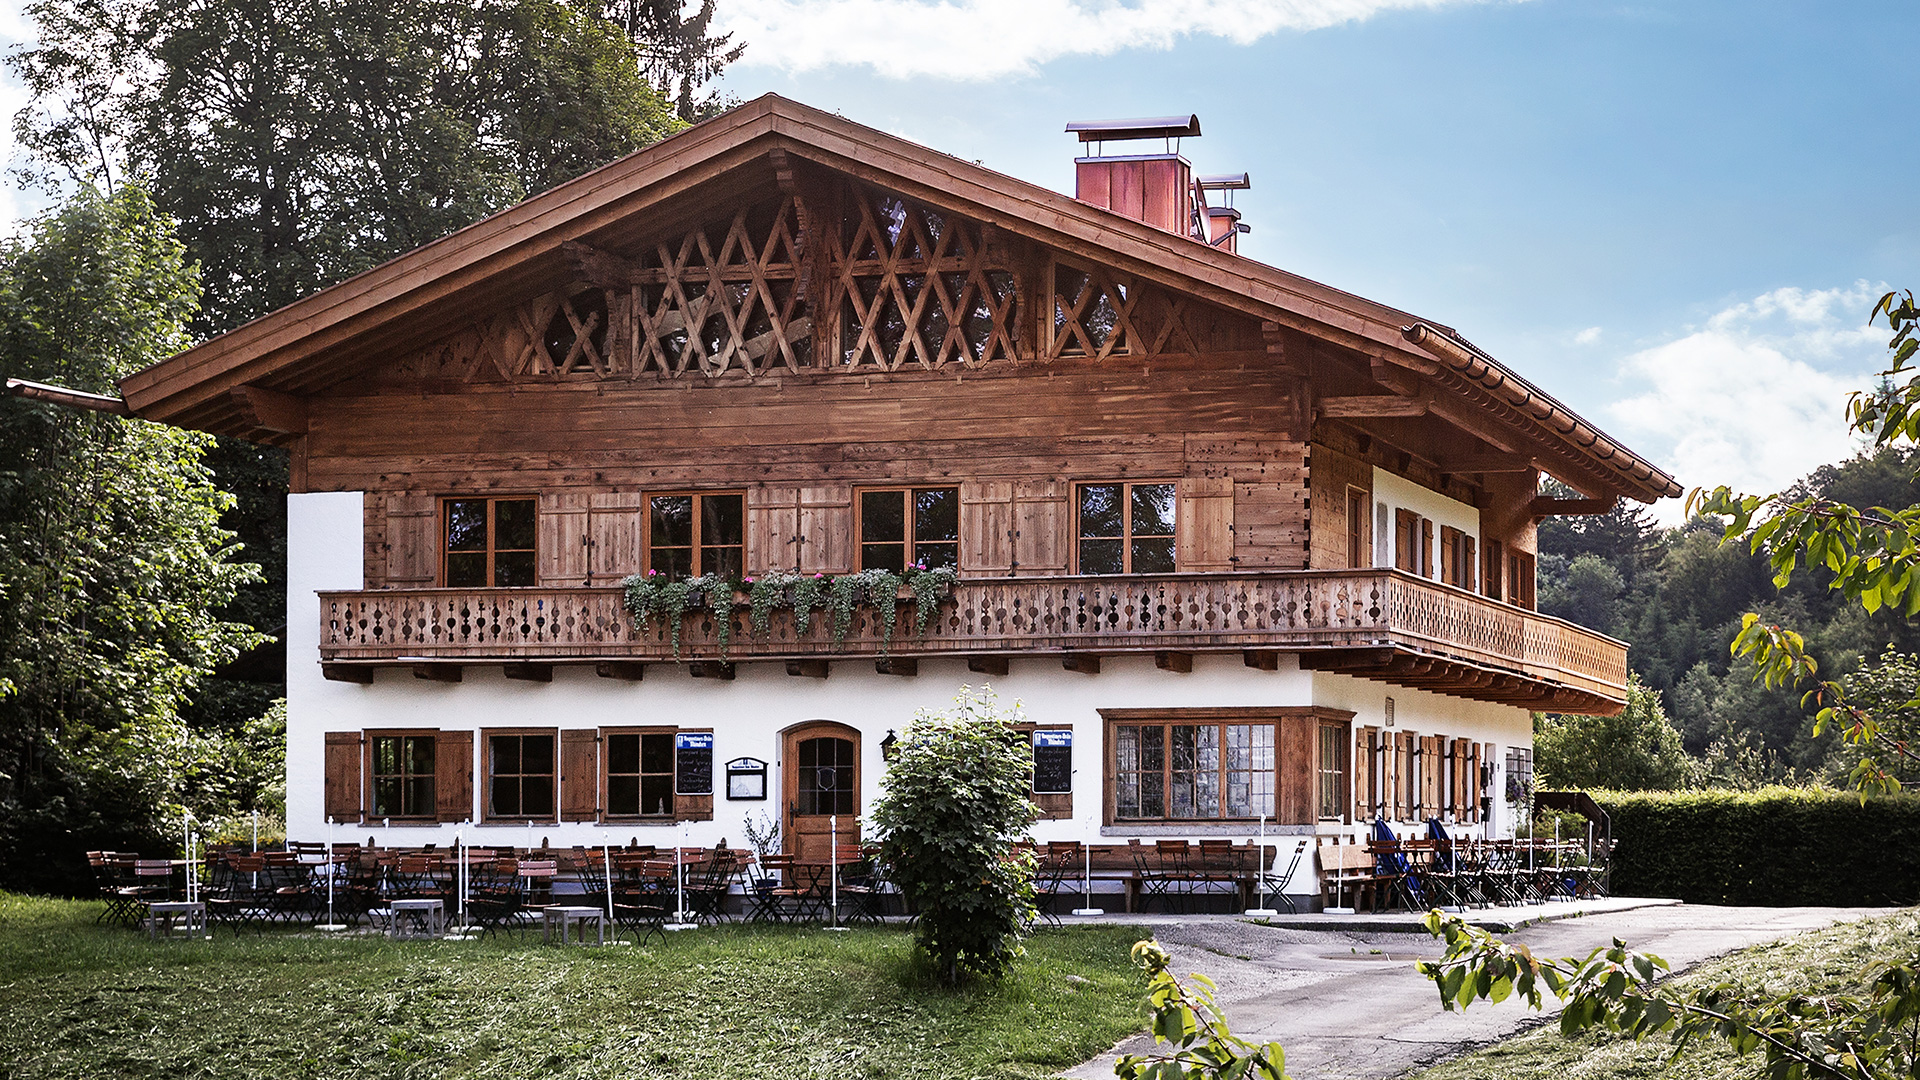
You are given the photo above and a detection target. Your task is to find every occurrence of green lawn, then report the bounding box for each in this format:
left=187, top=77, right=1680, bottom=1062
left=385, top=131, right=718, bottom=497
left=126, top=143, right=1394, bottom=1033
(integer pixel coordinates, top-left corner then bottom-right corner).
left=0, top=893, right=1146, bottom=1080
left=1412, top=910, right=1920, bottom=1080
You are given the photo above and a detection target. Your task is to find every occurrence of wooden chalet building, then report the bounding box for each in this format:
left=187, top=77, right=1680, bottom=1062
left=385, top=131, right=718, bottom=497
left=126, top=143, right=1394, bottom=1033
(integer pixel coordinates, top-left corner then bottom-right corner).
left=73, top=97, right=1678, bottom=901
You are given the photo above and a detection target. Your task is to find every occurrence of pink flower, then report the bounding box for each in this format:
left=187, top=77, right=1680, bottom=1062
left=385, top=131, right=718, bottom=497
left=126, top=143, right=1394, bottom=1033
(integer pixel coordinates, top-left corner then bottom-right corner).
left=745, top=577, right=756, bottom=584
left=646, top=569, right=657, bottom=576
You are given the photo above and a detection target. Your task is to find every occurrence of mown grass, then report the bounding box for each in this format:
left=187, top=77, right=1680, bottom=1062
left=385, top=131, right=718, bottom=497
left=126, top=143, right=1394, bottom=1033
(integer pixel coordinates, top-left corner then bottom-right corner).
left=0, top=893, right=1145, bottom=1079
left=1414, top=910, right=1920, bottom=1080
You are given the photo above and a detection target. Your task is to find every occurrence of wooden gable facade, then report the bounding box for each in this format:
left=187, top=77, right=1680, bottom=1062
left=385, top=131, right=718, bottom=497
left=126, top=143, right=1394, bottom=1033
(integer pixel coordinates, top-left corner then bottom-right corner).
left=97, top=95, right=1678, bottom=720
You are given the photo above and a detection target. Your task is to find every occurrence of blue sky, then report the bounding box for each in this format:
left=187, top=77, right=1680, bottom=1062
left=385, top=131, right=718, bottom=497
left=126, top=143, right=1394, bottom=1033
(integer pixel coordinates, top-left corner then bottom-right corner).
left=4, top=0, right=1915, bottom=516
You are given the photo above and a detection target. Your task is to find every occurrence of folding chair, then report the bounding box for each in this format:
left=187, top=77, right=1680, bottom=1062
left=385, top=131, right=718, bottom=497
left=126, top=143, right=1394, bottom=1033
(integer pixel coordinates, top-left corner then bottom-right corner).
left=1254, top=838, right=1309, bottom=914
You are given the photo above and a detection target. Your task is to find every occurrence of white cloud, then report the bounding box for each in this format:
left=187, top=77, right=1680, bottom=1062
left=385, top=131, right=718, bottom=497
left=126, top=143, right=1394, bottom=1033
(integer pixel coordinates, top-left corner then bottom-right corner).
left=720, top=0, right=1515, bottom=80
left=1606, top=283, right=1891, bottom=519
left=1573, top=326, right=1602, bottom=345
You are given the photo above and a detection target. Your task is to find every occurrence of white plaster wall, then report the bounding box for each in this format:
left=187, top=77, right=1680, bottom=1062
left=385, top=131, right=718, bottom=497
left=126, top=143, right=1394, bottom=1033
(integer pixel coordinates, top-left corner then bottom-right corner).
left=286, top=491, right=369, bottom=838
left=1372, top=467, right=1482, bottom=583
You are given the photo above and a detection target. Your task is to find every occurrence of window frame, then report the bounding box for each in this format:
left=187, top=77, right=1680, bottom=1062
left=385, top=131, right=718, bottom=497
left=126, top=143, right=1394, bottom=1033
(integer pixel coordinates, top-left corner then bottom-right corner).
left=643, top=490, right=746, bottom=580
left=482, top=727, right=558, bottom=823
left=600, top=725, right=681, bottom=822
left=440, top=495, right=538, bottom=587
left=1345, top=487, right=1370, bottom=569
left=1101, top=709, right=1276, bottom=824
left=366, top=730, right=438, bottom=822
left=1316, top=718, right=1351, bottom=822
left=855, top=485, right=961, bottom=572
left=1073, top=480, right=1178, bottom=575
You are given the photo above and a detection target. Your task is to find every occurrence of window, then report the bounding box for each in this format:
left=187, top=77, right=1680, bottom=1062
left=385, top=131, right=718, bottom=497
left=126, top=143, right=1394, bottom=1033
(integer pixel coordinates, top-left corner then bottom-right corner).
left=443, top=497, right=536, bottom=586
left=1112, top=719, right=1274, bottom=821
left=1077, top=481, right=1175, bottom=574
left=648, top=492, right=744, bottom=579
left=796, top=736, right=855, bottom=815
left=370, top=734, right=436, bottom=818
left=859, top=487, right=959, bottom=571
left=487, top=731, right=555, bottom=820
left=1509, top=551, right=1537, bottom=609
left=1345, top=488, right=1369, bottom=569
left=1483, top=538, right=1505, bottom=600
left=1440, top=526, right=1476, bottom=590
left=1317, top=720, right=1349, bottom=820
left=1393, top=509, right=1434, bottom=577
left=605, top=730, right=676, bottom=818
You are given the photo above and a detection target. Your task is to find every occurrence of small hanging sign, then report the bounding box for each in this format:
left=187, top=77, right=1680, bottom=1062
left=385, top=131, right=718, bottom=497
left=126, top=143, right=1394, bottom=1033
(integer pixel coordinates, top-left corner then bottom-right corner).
left=675, top=732, right=714, bottom=795
left=1032, top=730, right=1072, bottom=795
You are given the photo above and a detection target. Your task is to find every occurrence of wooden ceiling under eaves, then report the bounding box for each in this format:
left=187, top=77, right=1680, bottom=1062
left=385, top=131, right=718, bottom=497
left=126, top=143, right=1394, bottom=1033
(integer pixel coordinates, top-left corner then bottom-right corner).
left=116, top=94, right=1680, bottom=505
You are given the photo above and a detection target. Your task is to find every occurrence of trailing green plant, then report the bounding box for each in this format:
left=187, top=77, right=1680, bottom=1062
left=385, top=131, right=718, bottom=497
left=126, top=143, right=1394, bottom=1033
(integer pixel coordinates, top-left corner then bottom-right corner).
left=909, top=564, right=959, bottom=635
left=1115, top=940, right=1290, bottom=1080
left=869, top=687, right=1038, bottom=985
left=621, top=566, right=959, bottom=658
left=791, top=573, right=828, bottom=636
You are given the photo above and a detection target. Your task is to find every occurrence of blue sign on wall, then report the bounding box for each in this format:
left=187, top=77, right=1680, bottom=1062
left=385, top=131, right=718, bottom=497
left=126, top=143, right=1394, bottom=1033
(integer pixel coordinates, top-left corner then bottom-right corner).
left=1032, top=730, right=1072, bottom=748
left=676, top=732, right=714, bottom=751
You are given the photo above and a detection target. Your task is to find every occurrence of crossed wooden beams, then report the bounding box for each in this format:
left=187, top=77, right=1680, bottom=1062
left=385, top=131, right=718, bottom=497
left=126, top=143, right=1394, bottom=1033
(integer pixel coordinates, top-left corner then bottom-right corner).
left=1047, top=259, right=1200, bottom=361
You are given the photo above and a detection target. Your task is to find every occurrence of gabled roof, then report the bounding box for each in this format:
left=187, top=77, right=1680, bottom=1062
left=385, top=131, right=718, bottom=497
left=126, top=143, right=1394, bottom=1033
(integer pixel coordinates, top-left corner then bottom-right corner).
left=117, top=94, right=1679, bottom=503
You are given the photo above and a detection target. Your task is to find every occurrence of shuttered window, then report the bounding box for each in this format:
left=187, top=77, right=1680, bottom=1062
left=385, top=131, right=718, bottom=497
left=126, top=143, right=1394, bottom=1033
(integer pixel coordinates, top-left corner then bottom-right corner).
left=442, top=497, right=536, bottom=586
left=1346, top=488, right=1369, bottom=569
left=1076, top=481, right=1175, bottom=574
left=605, top=731, right=677, bottom=819
left=648, top=492, right=745, bottom=579
left=369, top=734, right=436, bottom=819
left=485, top=730, right=556, bottom=821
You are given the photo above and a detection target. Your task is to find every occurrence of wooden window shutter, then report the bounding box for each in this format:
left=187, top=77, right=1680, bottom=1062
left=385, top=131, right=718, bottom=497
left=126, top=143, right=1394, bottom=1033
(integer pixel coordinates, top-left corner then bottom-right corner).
left=538, top=492, right=590, bottom=586
left=560, top=729, right=599, bottom=822
left=1277, top=712, right=1316, bottom=825
left=1421, top=735, right=1441, bottom=818
left=1452, top=738, right=1471, bottom=820
left=1175, top=476, right=1235, bottom=572
left=1461, top=535, right=1476, bottom=592
left=746, top=485, right=800, bottom=574
left=1484, top=538, right=1504, bottom=600
left=385, top=493, right=438, bottom=586
left=435, top=730, right=474, bottom=823
left=1012, top=480, right=1071, bottom=573
left=1515, top=552, right=1537, bottom=609
left=1345, top=489, right=1368, bottom=569
left=587, top=493, right=644, bottom=583
left=798, top=484, right=853, bottom=574
left=1420, top=518, right=1434, bottom=577
left=1439, top=528, right=1460, bottom=586
left=324, top=732, right=364, bottom=822
left=1468, top=742, right=1485, bottom=823
left=1354, top=726, right=1378, bottom=821
left=1393, top=509, right=1416, bottom=572
left=959, top=481, right=1014, bottom=574
left=1387, top=734, right=1404, bottom=819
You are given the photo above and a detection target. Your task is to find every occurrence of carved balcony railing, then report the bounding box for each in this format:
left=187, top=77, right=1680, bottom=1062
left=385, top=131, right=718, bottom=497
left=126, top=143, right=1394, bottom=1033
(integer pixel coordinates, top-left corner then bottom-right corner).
left=317, top=571, right=1629, bottom=711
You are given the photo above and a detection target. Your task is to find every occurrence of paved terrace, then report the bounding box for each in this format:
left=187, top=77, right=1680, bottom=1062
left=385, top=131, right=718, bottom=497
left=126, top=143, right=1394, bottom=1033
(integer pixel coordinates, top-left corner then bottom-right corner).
left=1059, top=900, right=1883, bottom=1080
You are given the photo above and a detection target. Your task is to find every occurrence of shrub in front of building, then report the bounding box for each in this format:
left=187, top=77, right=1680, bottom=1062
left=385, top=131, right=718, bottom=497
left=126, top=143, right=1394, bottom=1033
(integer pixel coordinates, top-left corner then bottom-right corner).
left=870, top=687, right=1039, bottom=984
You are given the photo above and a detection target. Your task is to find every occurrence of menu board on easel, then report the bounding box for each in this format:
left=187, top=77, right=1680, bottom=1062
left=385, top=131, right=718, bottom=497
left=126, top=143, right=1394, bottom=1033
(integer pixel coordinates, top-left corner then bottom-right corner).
left=675, top=732, right=714, bottom=795
left=1032, top=730, right=1072, bottom=795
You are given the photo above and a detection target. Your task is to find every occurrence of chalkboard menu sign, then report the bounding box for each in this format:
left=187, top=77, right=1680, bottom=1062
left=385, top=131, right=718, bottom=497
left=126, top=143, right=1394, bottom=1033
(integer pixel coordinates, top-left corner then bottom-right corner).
left=1032, top=730, right=1072, bottom=795
left=675, top=732, right=714, bottom=795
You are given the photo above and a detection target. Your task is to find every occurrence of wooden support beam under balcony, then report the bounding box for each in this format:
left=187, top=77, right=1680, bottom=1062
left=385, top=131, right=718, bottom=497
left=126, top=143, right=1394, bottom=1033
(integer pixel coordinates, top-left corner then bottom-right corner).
left=322, top=663, right=374, bottom=684
left=1243, top=650, right=1280, bottom=671
left=502, top=663, right=552, bottom=682
left=968, top=656, right=1010, bottom=676
left=1062, top=654, right=1101, bottom=675
left=412, top=663, right=462, bottom=682
left=1530, top=496, right=1617, bottom=518
left=1154, top=651, right=1193, bottom=673
left=689, top=661, right=734, bottom=681
left=876, top=658, right=917, bottom=677
left=595, top=661, right=645, bottom=681
left=787, top=659, right=830, bottom=679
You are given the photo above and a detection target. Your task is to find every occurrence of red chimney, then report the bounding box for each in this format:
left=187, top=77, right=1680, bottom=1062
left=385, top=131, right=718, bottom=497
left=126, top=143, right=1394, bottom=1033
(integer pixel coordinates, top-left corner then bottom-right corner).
left=1198, top=173, right=1251, bottom=255
left=1066, top=115, right=1203, bottom=238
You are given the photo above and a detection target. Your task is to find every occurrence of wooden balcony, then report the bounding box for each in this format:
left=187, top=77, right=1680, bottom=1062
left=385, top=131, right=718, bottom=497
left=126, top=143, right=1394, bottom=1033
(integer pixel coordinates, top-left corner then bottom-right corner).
left=317, top=570, right=1628, bottom=713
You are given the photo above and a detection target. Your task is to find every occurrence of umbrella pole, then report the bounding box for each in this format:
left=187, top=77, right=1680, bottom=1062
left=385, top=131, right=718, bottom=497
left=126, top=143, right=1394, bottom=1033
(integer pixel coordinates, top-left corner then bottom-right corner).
left=1072, top=840, right=1103, bottom=916
left=665, top=822, right=695, bottom=931
left=1245, top=814, right=1277, bottom=917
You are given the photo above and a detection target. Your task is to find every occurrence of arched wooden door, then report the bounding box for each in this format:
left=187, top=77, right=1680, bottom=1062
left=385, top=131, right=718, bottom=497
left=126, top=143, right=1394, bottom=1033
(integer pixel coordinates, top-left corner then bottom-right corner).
left=782, top=722, right=860, bottom=861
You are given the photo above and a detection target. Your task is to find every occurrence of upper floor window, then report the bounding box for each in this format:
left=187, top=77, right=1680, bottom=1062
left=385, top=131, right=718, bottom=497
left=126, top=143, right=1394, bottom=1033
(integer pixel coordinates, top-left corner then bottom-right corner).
left=1393, top=509, right=1433, bottom=577
left=370, top=733, right=435, bottom=819
left=648, top=492, right=744, bottom=579
left=1345, top=487, right=1370, bottom=569
left=1440, top=526, right=1476, bottom=590
left=443, top=496, right=536, bottom=587
left=859, top=487, right=959, bottom=571
left=1077, top=481, right=1175, bottom=574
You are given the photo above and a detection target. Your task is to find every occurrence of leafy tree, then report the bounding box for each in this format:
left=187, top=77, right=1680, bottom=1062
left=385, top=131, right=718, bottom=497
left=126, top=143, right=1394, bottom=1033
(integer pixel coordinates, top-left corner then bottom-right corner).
left=869, top=687, right=1038, bottom=984
left=1116, top=940, right=1289, bottom=1080
left=1534, top=675, right=1698, bottom=791
left=10, top=0, right=684, bottom=334
left=0, top=185, right=266, bottom=891
left=589, top=0, right=745, bottom=122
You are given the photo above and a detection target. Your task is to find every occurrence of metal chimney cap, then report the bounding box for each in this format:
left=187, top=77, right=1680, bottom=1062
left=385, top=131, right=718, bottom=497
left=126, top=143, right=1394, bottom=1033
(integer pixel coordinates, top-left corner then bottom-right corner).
left=1065, top=115, right=1201, bottom=142
left=1198, top=172, right=1251, bottom=191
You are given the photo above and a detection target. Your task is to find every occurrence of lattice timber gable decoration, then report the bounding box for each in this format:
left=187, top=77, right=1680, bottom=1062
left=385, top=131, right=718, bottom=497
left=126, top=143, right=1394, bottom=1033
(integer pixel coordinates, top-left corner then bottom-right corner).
left=455, top=180, right=1242, bottom=385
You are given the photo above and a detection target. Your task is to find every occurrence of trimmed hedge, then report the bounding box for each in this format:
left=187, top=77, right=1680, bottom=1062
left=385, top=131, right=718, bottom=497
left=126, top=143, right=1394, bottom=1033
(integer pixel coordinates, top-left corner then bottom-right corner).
left=1590, top=787, right=1920, bottom=906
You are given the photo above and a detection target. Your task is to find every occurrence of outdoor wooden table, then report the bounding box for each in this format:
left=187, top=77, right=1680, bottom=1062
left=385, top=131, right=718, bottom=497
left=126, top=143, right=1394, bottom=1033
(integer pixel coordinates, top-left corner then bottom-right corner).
left=388, top=898, right=444, bottom=939
left=146, top=900, right=207, bottom=941
left=542, top=905, right=606, bottom=945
